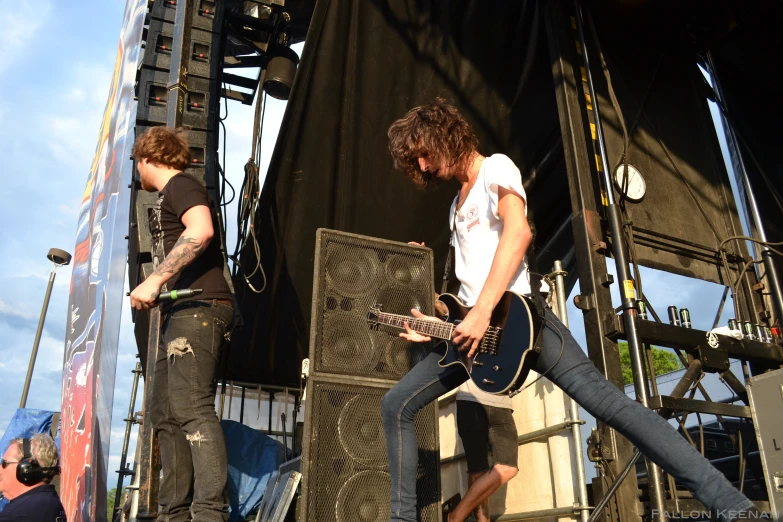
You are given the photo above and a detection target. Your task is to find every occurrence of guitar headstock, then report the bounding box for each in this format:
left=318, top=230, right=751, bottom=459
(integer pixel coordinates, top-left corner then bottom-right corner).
left=366, top=304, right=382, bottom=328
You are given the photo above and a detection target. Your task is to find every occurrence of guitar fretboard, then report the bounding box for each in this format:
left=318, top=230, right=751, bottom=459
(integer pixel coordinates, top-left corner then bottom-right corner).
left=375, top=312, right=455, bottom=340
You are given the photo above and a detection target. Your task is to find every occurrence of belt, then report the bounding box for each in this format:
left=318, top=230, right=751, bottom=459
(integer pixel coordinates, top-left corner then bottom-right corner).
left=213, top=298, right=233, bottom=306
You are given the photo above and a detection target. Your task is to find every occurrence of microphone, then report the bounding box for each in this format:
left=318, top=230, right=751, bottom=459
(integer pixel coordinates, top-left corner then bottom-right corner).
left=127, top=288, right=203, bottom=304
left=157, top=289, right=202, bottom=302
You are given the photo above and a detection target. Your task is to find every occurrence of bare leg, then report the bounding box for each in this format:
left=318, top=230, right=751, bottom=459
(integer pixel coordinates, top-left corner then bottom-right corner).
left=469, top=472, right=490, bottom=522
left=448, top=465, right=518, bottom=522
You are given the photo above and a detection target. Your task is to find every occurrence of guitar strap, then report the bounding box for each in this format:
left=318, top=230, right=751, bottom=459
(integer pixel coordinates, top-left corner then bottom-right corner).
left=441, top=192, right=459, bottom=294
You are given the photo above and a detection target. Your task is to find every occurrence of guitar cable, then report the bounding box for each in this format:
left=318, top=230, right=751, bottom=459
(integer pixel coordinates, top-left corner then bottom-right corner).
left=511, top=314, right=566, bottom=396
left=510, top=272, right=566, bottom=396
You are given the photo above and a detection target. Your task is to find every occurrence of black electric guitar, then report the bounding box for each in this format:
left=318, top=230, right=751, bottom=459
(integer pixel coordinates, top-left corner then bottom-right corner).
left=366, top=292, right=542, bottom=395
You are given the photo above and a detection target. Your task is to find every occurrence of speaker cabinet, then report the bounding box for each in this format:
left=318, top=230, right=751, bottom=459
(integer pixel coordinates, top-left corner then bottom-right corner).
left=136, top=69, right=214, bottom=130
left=300, top=375, right=440, bottom=522
left=309, top=229, right=435, bottom=381
left=150, top=0, right=223, bottom=33
left=301, top=230, right=440, bottom=522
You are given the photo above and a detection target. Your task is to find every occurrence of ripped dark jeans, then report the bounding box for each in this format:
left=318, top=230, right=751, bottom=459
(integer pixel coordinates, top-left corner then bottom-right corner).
left=149, top=300, right=233, bottom=522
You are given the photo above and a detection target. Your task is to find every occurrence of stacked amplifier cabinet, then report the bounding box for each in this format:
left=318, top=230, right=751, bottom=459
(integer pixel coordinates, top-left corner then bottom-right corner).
left=300, top=229, right=441, bottom=522
left=128, top=0, right=227, bottom=347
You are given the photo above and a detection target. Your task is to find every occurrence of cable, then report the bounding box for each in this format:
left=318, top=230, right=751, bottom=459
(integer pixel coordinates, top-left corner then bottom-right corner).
left=720, top=235, right=783, bottom=258
left=231, top=91, right=269, bottom=294
left=232, top=160, right=267, bottom=294
left=732, top=259, right=761, bottom=309
left=514, top=313, right=566, bottom=394
left=217, top=161, right=236, bottom=207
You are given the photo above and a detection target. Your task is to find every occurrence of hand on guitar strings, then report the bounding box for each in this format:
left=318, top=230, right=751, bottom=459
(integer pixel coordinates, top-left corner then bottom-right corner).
left=452, top=307, right=492, bottom=360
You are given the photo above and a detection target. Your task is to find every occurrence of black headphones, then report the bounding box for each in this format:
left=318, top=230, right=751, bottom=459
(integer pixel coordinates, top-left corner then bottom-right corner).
left=16, top=438, right=59, bottom=487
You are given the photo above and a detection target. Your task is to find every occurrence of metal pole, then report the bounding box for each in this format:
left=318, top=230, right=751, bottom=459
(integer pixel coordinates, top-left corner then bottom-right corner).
left=712, top=286, right=730, bottom=330
left=552, top=260, right=569, bottom=326
left=494, top=505, right=584, bottom=521
left=573, top=3, right=666, bottom=519
left=20, top=264, right=58, bottom=408
left=127, top=456, right=141, bottom=522
left=113, top=362, right=142, bottom=521
left=553, top=260, right=590, bottom=522
left=706, top=53, right=783, bottom=326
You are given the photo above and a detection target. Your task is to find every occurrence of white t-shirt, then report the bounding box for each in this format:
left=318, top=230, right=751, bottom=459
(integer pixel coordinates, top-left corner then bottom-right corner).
left=456, top=379, right=512, bottom=408
left=448, top=153, right=549, bottom=308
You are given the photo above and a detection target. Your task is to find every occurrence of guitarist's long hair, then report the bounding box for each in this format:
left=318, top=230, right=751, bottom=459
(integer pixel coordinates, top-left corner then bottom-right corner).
left=388, top=98, right=478, bottom=190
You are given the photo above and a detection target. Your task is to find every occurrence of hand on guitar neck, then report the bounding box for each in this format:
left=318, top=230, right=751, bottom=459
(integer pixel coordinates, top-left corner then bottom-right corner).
left=399, top=308, right=438, bottom=344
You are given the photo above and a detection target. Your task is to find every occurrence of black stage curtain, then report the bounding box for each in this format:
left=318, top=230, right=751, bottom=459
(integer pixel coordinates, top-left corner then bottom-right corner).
left=227, top=0, right=568, bottom=386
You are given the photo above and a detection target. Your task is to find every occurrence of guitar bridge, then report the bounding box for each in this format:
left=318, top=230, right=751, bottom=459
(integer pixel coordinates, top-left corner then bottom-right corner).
left=478, top=326, right=503, bottom=356
left=478, top=326, right=503, bottom=355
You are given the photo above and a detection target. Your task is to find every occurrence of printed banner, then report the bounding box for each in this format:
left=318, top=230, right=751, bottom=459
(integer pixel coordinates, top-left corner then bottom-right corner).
left=60, top=1, right=146, bottom=520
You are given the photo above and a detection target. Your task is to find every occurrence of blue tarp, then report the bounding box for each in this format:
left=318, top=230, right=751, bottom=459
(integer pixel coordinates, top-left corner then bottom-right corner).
left=222, top=420, right=285, bottom=521
left=0, top=408, right=59, bottom=512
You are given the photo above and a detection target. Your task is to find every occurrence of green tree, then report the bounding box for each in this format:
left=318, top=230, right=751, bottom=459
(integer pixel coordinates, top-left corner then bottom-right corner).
left=618, top=341, right=682, bottom=385
left=107, top=487, right=127, bottom=522
left=107, top=488, right=117, bottom=521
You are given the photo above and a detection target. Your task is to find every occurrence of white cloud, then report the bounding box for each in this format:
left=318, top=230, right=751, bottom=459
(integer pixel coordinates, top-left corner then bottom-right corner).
left=44, top=63, right=113, bottom=168
left=0, top=0, right=52, bottom=73
left=57, top=202, right=81, bottom=219
left=0, top=299, right=36, bottom=321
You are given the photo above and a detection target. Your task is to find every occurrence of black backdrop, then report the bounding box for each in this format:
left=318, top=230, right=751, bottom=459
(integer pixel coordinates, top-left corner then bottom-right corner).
left=228, top=0, right=570, bottom=386
left=224, top=0, right=778, bottom=386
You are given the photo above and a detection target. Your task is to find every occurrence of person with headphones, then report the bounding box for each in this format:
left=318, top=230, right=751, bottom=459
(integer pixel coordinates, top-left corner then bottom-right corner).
left=0, top=434, right=64, bottom=521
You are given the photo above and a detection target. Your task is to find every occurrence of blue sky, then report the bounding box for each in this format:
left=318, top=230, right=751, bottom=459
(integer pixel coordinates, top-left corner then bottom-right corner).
left=0, top=0, right=291, bottom=481
left=0, top=0, right=748, bottom=499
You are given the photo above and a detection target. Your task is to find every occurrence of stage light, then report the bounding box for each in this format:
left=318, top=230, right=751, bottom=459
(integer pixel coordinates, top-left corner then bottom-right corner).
left=263, top=45, right=299, bottom=100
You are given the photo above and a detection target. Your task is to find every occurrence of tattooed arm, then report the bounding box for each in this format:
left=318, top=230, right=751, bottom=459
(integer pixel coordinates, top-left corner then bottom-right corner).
left=130, top=205, right=214, bottom=310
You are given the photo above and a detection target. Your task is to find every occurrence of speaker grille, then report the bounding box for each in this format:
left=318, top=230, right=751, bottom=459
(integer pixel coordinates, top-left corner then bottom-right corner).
left=311, top=230, right=435, bottom=380
left=301, top=379, right=440, bottom=522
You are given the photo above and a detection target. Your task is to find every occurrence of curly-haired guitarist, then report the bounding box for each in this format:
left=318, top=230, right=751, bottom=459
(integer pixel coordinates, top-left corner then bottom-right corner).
left=381, top=98, right=759, bottom=522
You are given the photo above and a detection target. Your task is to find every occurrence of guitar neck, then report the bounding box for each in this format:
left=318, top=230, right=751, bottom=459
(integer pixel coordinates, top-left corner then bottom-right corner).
left=375, top=312, right=454, bottom=340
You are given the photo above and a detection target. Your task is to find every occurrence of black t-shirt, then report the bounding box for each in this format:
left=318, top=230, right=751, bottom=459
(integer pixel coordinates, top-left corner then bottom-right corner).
left=0, top=485, right=66, bottom=521
left=148, top=173, right=231, bottom=309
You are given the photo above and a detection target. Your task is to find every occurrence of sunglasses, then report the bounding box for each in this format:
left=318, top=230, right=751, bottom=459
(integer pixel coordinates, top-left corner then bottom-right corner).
left=1, top=459, right=19, bottom=469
